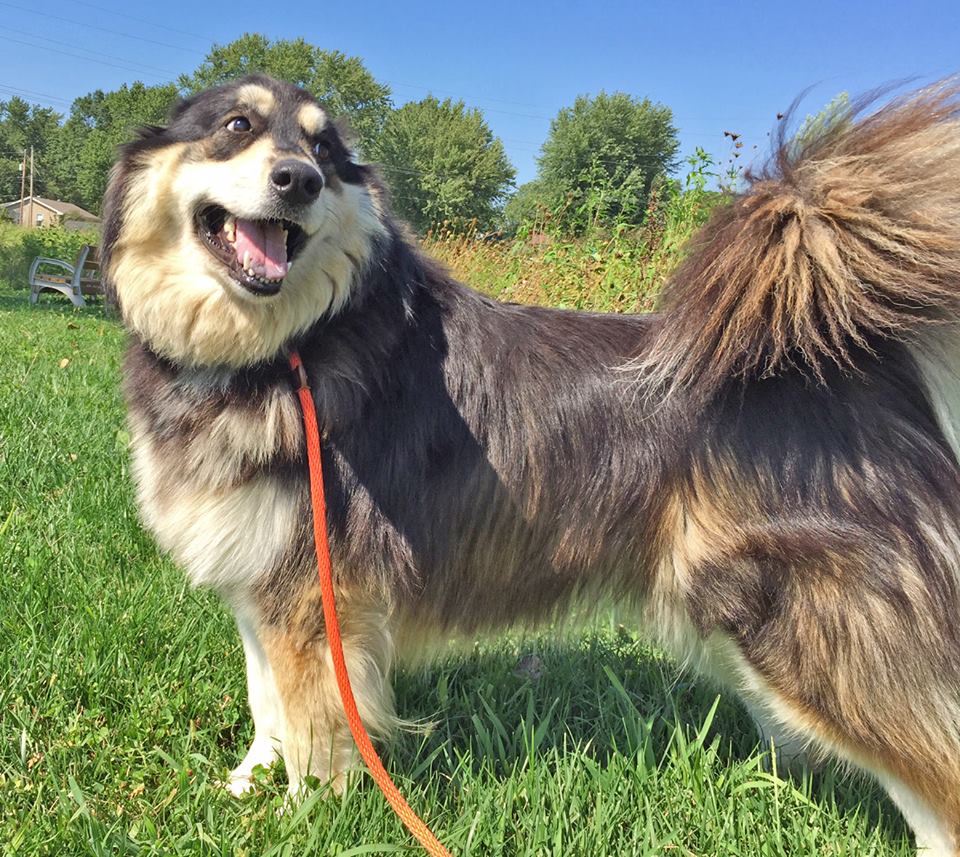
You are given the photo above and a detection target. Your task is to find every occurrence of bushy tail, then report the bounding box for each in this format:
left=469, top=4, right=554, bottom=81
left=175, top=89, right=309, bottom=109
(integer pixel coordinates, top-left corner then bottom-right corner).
left=642, top=81, right=960, bottom=401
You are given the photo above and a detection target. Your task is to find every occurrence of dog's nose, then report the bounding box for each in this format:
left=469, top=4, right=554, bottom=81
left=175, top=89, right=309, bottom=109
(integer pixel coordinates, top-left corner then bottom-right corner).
left=270, top=160, right=323, bottom=205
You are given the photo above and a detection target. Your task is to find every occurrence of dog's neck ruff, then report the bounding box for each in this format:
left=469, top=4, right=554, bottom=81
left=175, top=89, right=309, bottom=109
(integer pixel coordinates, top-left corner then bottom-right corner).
left=287, top=350, right=451, bottom=857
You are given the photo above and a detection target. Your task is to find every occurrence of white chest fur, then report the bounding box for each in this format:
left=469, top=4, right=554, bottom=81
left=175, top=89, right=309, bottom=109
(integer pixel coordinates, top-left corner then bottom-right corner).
left=130, top=417, right=299, bottom=596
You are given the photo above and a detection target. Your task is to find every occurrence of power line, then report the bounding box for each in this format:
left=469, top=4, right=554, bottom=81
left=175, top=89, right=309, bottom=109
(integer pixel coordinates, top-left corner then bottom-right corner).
left=67, top=0, right=216, bottom=44
left=0, top=26, right=181, bottom=79
left=0, top=2, right=778, bottom=125
left=0, top=35, right=175, bottom=81
left=0, top=9, right=779, bottom=131
left=0, top=84, right=72, bottom=108
left=0, top=0, right=203, bottom=54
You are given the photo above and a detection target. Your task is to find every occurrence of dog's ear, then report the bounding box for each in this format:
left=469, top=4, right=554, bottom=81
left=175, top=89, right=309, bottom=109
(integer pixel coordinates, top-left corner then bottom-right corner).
left=333, top=116, right=359, bottom=156
left=330, top=116, right=373, bottom=184
left=133, top=124, right=166, bottom=140
left=330, top=116, right=361, bottom=164
left=168, top=92, right=199, bottom=125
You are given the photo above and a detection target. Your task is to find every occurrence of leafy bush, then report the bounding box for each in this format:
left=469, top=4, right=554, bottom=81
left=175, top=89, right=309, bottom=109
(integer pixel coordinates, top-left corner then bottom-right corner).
left=0, top=223, right=100, bottom=287
left=508, top=91, right=680, bottom=236
left=427, top=150, right=728, bottom=313
left=375, top=96, right=515, bottom=233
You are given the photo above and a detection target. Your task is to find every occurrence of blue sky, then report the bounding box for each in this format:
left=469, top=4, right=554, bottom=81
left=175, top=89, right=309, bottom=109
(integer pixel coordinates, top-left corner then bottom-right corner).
left=2, top=0, right=958, bottom=186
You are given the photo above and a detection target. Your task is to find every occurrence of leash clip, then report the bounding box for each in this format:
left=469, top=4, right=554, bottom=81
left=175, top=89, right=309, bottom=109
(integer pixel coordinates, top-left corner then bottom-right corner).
left=289, top=351, right=310, bottom=392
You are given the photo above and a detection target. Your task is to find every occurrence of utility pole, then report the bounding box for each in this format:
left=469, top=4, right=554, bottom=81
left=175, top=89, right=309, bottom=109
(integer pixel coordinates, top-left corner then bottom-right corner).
left=18, top=149, right=25, bottom=226
left=28, top=146, right=34, bottom=228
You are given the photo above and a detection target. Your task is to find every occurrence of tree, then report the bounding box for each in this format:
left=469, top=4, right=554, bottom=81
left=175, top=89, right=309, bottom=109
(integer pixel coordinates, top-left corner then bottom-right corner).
left=0, top=97, right=62, bottom=202
left=502, top=179, right=549, bottom=233
left=526, top=91, right=679, bottom=234
left=374, top=96, right=515, bottom=233
left=47, top=82, right=178, bottom=214
left=179, top=34, right=392, bottom=155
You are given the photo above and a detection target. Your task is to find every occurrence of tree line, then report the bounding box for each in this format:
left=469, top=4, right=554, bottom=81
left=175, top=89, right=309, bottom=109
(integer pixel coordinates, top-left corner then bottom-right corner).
left=1, top=34, right=679, bottom=236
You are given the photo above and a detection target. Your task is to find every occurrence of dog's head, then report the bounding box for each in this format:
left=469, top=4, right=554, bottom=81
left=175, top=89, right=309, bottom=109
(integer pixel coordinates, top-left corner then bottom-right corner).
left=102, top=74, right=388, bottom=367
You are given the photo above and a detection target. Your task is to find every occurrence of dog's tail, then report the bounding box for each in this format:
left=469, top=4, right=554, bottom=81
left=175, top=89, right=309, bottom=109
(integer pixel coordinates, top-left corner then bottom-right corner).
left=640, top=81, right=960, bottom=402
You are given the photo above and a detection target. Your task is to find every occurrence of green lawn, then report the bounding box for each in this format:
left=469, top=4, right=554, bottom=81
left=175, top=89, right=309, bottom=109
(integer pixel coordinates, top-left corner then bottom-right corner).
left=0, top=283, right=914, bottom=856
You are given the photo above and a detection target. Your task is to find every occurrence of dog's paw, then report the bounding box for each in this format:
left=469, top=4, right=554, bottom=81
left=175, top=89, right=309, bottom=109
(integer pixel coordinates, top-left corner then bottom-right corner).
left=219, top=763, right=272, bottom=797
left=277, top=772, right=346, bottom=814
left=223, top=772, right=257, bottom=797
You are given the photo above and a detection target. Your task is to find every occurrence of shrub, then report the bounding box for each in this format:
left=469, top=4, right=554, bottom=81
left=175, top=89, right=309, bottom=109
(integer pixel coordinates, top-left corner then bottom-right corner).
left=426, top=150, right=728, bottom=313
left=0, top=223, right=100, bottom=287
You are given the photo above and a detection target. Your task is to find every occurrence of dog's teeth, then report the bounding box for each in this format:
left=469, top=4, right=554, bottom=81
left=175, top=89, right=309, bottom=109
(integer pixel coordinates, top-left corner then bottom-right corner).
left=224, top=216, right=236, bottom=242
left=242, top=251, right=251, bottom=272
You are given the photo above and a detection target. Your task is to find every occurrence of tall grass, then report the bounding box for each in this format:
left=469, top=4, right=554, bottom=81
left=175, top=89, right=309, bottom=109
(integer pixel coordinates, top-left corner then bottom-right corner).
left=423, top=150, right=726, bottom=312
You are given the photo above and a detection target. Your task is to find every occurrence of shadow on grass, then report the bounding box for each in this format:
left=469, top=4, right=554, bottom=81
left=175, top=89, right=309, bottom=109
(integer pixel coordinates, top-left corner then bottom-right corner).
left=390, top=633, right=910, bottom=847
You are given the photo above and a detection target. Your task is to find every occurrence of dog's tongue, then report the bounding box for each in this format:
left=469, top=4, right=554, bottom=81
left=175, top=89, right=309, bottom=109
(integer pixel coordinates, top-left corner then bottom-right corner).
left=234, top=219, right=288, bottom=280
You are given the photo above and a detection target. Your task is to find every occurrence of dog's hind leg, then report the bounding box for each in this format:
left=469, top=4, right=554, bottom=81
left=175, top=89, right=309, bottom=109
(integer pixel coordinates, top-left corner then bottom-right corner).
left=258, top=583, right=397, bottom=799
left=741, top=696, right=816, bottom=774
left=225, top=606, right=284, bottom=795
left=699, top=566, right=960, bottom=857
left=731, top=652, right=960, bottom=856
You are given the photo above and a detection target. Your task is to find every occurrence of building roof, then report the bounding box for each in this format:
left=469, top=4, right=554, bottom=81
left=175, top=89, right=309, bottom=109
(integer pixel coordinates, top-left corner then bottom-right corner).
left=1, top=196, right=100, bottom=221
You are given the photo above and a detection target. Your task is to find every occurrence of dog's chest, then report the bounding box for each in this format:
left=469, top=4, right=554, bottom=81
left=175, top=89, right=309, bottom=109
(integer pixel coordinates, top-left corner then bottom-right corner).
left=127, top=368, right=305, bottom=594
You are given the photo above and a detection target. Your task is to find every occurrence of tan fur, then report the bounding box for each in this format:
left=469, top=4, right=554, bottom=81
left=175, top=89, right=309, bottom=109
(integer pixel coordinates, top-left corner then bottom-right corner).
left=257, top=586, right=397, bottom=795
left=667, top=451, right=960, bottom=854
left=130, top=416, right=300, bottom=592
left=735, top=653, right=960, bottom=855
left=298, top=103, right=327, bottom=136
left=639, top=81, right=960, bottom=400
left=234, top=83, right=276, bottom=117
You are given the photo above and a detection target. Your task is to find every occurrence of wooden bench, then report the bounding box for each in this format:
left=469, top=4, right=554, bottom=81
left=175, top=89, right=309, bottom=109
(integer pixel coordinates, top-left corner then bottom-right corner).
left=29, top=244, right=102, bottom=308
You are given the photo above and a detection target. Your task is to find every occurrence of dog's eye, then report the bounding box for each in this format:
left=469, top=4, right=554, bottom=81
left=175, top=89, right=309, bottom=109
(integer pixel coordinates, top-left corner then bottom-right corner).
left=226, top=116, right=252, bottom=133
left=313, top=142, right=331, bottom=162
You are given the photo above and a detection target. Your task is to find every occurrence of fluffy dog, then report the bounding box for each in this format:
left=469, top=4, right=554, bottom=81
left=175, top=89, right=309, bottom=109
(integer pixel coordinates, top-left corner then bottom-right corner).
left=103, top=74, right=960, bottom=855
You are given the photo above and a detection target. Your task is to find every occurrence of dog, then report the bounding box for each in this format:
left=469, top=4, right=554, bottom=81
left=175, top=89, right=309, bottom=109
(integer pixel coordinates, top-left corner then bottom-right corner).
left=102, top=74, right=960, bottom=855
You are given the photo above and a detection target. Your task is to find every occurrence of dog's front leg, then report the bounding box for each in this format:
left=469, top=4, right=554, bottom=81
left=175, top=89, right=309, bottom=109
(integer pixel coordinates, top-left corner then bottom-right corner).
left=257, top=583, right=398, bottom=799
left=225, top=606, right=284, bottom=795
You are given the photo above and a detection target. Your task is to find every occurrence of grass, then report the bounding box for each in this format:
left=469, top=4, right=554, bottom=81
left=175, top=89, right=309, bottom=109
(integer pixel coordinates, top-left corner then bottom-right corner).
left=422, top=155, right=721, bottom=314
left=0, top=255, right=916, bottom=855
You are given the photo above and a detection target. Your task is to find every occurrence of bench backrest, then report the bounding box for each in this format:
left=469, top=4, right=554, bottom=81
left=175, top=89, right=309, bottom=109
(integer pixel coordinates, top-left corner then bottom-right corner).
left=76, top=245, right=102, bottom=292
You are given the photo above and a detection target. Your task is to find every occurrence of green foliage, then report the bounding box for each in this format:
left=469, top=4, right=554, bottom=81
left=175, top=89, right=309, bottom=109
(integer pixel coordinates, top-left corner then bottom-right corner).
left=375, top=96, right=515, bottom=233
left=0, top=222, right=98, bottom=285
left=0, top=97, right=62, bottom=202
left=179, top=34, right=392, bottom=156
left=49, top=82, right=179, bottom=215
left=430, top=150, right=726, bottom=313
left=521, top=91, right=680, bottom=235
left=502, top=179, right=549, bottom=234
left=791, top=92, right=852, bottom=156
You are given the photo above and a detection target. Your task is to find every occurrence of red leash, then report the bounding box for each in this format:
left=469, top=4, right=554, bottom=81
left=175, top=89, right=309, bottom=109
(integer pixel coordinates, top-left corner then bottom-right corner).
left=289, top=351, right=452, bottom=857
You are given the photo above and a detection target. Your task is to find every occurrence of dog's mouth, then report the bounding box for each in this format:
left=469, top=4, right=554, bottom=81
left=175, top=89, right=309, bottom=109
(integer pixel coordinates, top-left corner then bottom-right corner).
left=195, top=204, right=308, bottom=296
